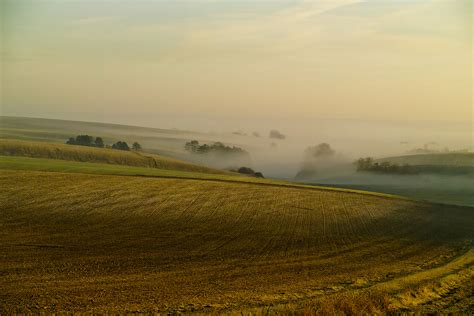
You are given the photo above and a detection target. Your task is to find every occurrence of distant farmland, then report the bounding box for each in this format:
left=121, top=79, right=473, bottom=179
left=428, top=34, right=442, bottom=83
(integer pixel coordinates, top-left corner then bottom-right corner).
left=378, top=153, right=474, bottom=167
left=1, top=166, right=472, bottom=313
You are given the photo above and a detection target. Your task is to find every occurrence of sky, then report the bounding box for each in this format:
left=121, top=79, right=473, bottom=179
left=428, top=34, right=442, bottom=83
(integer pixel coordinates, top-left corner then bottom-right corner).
left=0, top=0, right=472, bottom=130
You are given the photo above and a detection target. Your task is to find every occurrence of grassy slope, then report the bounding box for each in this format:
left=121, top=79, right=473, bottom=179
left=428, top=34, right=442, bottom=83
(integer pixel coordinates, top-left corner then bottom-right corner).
left=0, top=139, right=229, bottom=175
left=1, top=167, right=473, bottom=313
left=0, top=155, right=402, bottom=199
left=378, top=153, right=474, bottom=166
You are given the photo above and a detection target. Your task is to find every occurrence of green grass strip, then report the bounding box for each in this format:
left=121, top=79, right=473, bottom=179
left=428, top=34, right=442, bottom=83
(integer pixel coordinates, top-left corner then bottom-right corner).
left=0, top=155, right=405, bottom=199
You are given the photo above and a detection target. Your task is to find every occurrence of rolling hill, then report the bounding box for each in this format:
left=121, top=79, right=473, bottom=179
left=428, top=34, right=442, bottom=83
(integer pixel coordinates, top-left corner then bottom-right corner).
left=377, top=153, right=474, bottom=167
left=312, top=152, right=474, bottom=207
left=0, top=116, right=213, bottom=158
left=0, top=139, right=229, bottom=175
left=0, top=115, right=196, bottom=142
left=0, top=157, right=473, bottom=313
left=0, top=116, right=255, bottom=170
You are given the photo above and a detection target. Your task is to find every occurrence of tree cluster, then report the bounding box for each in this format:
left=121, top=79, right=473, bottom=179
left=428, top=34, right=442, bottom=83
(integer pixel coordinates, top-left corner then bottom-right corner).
left=112, top=141, right=130, bottom=151
left=305, top=143, right=335, bottom=158
left=227, top=166, right=264, bottom=178
left=66, top=135, right=142, bottom=151
left=184, top=140, right=247, bottom=155
left=66, top=135, right=104, bottom=148
left=295, top=143, right=337, bottom=180
left=269, top=130, right=286, bottom=140
left=355, top=157, right=417, bottom=175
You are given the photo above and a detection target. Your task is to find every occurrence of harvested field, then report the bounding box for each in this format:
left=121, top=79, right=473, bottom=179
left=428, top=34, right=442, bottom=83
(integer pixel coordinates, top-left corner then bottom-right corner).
left=0, top=169, right=472, bottom=313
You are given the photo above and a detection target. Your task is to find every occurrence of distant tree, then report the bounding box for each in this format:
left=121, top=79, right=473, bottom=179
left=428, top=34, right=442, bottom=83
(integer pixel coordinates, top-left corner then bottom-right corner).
left=185, top=140, right=200, bottom=153
left=306, top=143, right=335, bottom=158
left=238, top=167, right=255, bottom=175
left=295, top=166, right=318, bottom=180
left=112, top=141, right=130, bottom=151
left=132, top=142, right=142, bottom=151
left=269, top=130, right=286, bottom=140
left=354, top=157, right=417, bottom=175
left=76, top=135, right=94, bottom=146
left=198, top=144, right=210, bottom=154
left=236, top=167, right=264, bottom=178
left=94, top=137, right=105, bottom=148
left=184, top=140, right=247, bottom=156
left=67, top=135, right=99, bottom=147
left=355, top=157, right=374, bottom=171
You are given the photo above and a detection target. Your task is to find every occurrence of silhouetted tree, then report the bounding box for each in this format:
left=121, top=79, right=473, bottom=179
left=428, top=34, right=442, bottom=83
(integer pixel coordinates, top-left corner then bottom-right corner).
left=132, top=142, right=142, bottom=151
left=269, top=130, right=286, bottom=140
left=66, top=135, right=109, bottom=147
left=184, top=140, right=247, bottom=155
left=185, top=140, right=200, bottom=153
left=235, top=167, right=264, bottom=178
left=306, top=143, right=335, bottom=158
left=94, top=137, right=105, bottom=148
left=75, top=135, right=94, bottom=146
left=198, top=144, right=210, bottom=154
left=66, top=135, right=98, bottom=146
left=355, top=157, right=417, bottom=175
left=238, top=167, right=255, bottom=175
left=355, top=157, right=374, bottom=171
left=112, top=141, right=130, bottom=151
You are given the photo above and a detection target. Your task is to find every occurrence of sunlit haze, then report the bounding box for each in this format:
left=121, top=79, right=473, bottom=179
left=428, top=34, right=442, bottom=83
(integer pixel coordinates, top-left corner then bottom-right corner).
left=1, top=0, right=472, bottom=130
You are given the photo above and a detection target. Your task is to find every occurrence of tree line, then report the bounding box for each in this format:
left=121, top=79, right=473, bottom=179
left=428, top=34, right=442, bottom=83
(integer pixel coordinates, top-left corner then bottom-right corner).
left=66, top=135, right=142, bottom=151
left=184, top=140, right=248, bottom=155
left=354, top=157, right=417, bottom=175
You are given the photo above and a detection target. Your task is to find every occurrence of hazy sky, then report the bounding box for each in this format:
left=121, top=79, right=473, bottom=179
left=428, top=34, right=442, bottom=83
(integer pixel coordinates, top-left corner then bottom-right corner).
left=1, top=0, right=472, bottom=129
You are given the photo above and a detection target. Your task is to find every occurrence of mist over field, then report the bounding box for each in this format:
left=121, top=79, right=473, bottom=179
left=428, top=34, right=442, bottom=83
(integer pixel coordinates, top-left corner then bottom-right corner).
left=190, top=117, right=472, bottom=180
left=1, top=115, right=471, bottom=182
left=2, top=0, right=471, bottom=182
left=1, top=0, right=474, bottom=313
left=179, top=117, right=473, bottom=208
